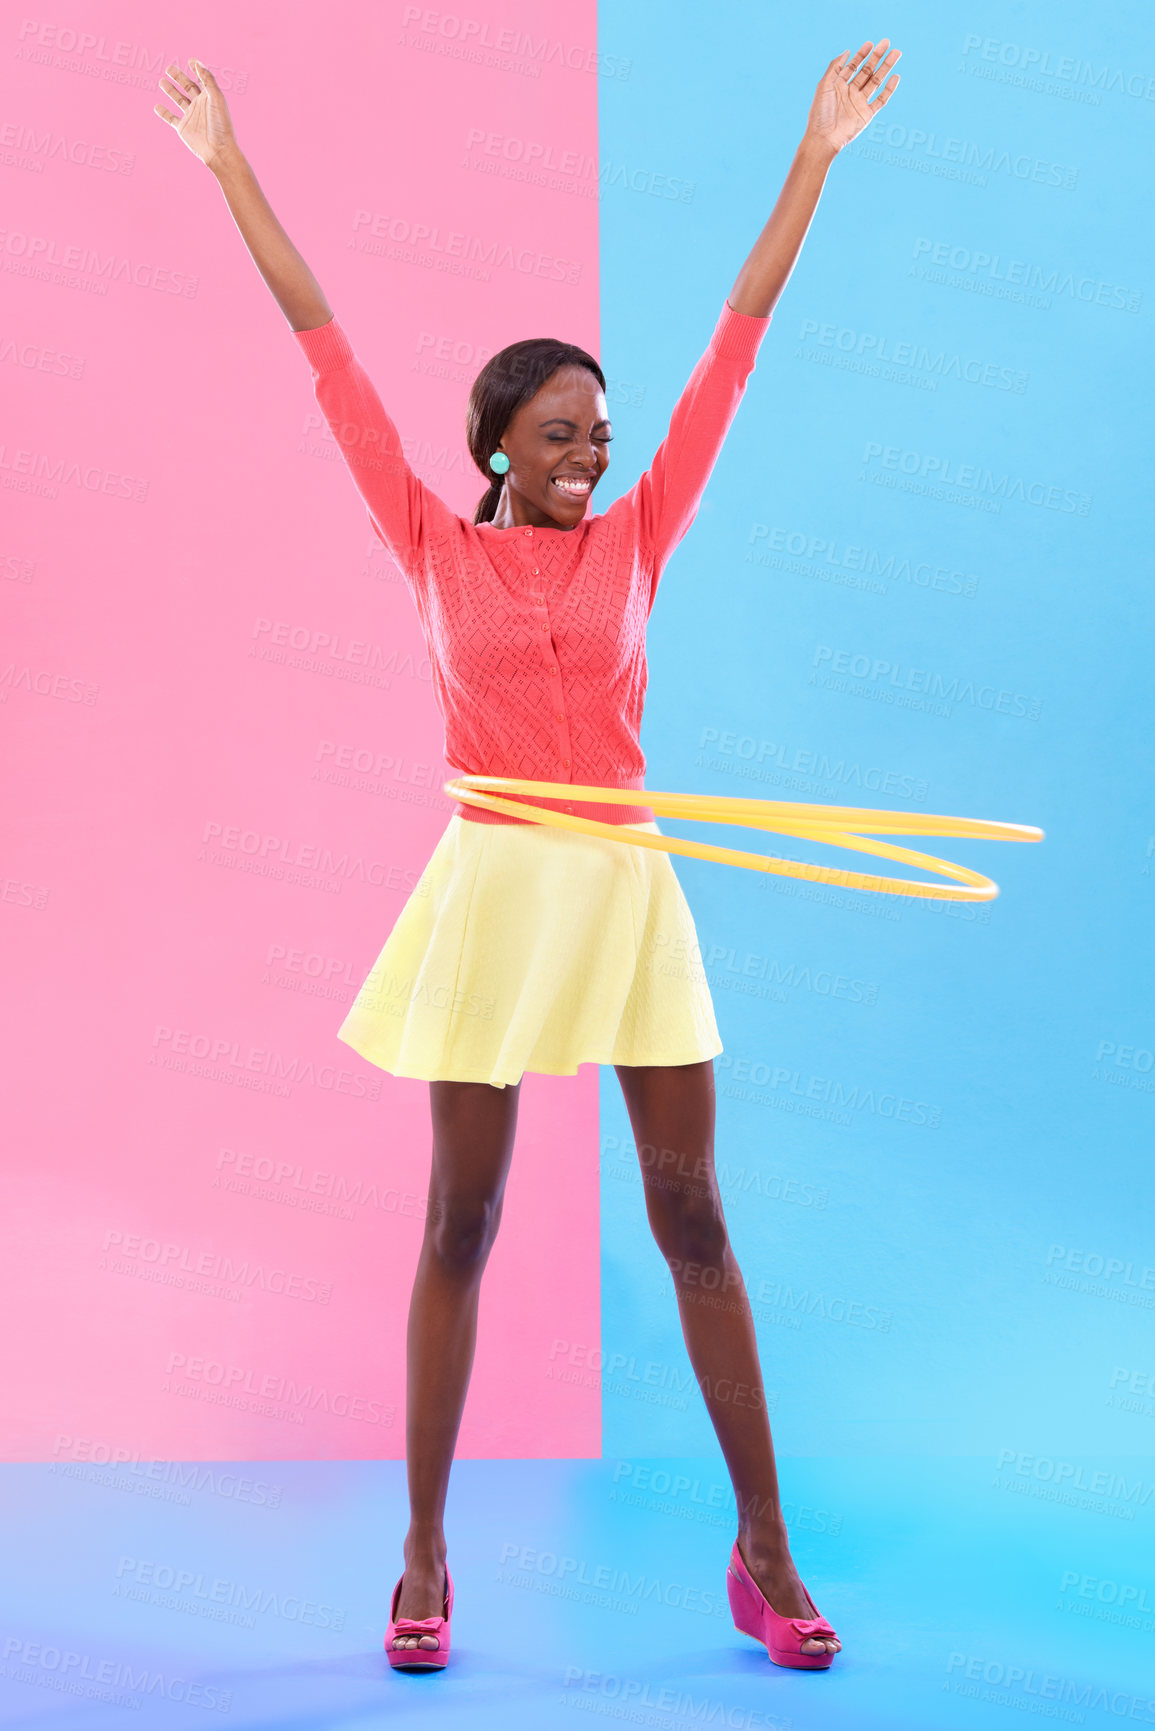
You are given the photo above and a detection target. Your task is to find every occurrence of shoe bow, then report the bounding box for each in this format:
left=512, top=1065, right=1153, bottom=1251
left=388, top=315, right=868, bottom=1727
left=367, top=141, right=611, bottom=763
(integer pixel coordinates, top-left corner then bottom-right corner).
left=787, top=1613, right=837, bottom=1639
left=391, top=1615, right=445, bottom=1641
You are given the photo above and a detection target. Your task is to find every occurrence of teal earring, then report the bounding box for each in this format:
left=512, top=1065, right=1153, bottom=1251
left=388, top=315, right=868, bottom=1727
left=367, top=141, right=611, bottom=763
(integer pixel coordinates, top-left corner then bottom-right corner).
left=488, top=451, right=510, bottom=475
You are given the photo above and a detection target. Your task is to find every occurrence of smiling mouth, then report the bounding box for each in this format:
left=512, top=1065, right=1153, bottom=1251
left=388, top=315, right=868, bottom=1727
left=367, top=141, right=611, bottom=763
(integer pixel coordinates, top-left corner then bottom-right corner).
left=551, top=475, right=594, bottom=498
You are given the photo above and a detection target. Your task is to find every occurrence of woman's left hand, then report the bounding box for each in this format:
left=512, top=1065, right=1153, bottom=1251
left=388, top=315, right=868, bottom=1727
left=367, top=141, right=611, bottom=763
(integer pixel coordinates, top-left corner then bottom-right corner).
left=805, top=41, right=901, bottom=154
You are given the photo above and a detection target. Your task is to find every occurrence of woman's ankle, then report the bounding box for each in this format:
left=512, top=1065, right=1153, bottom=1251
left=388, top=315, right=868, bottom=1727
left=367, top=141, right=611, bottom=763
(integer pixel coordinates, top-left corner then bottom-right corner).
left=737, top=1509, right=791, bottom=1563
left=403, top=1524, right=447, bottom=1569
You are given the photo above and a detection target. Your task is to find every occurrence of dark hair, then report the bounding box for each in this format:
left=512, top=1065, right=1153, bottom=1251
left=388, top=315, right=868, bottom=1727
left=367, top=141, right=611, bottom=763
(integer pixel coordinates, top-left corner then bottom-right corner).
left=466, top=338, right=606, bottom=525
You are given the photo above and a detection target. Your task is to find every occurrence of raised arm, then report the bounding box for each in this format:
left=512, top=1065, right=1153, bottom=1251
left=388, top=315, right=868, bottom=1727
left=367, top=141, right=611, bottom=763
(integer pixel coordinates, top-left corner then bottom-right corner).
left=604, top=40, right=902, bottom=602
left=154, top=59, right=331, bottom=330
left=729, top=40, right=901, bottom=317
left=154, top=60, right=452, bottom=576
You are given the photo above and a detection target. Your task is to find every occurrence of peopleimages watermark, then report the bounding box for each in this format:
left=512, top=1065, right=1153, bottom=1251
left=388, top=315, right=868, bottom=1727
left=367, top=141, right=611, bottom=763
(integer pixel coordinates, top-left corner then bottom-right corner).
left=198, top=821, right=418, bottom=893
left=215, top=1145, right=431, bottom=1222
left=1059, top=1568, right=1155, bottom=1613
left=150, top=1023, right=384, bottom=1102
left=251, top=616, right=431, bottom=685
left=0, top=1634, right=230, bottom=1713
left=1109, top=1366, right=1155, bottom=1400
left=0, top=874, right=49, bottom=909
left=601, top=1132, right=830, bottom=1208
left=795, top=319, right=1027, bottom=393
left=610, top=1461, right=842, bottom=1537
left=561, top=1667, right=790, bottom=1728
left=351, top=206, right=582, bottom=286
left=100, top=1228, right=333, bottom=1305
left=462, top=128, right=694, bottom=203
left=1091, top=1038, right=1155, bottom=1094
left=0, top=438, right=147, bottom=501
left=944, top=1650, right=1155, bottom=1721
left=698, top=723, right=928, bottom=797
left=0, top=547, right=36, bottom=581
left=717, top=1052, right=941, bottom=1129
left=0, top=662, right=98, bottom=703
left=0, top=225, right=198, bottom=297
left=992, top=1448, right=1153, bottom=1520
left=546, top=1341, right=693, bottom=1411
left=861, top=439, right=1091, bottom=514
left=959, top=34, right=1155, bottom=102
left=0, top=117, right=135, bottom=175
left=14, top=19, right=249, bottom=92
left=811, top=644, right=1043, bottom=721
left=746, top=531, right=979, bottom=602
left=114, top=1556, right=345, bottom=1630
left=397, top=7, right=631, bottom=79
left=314, top=741, right=437, bottom=787
left=1045, top=1244, right=1155, bottom=1291
left=162, top=1351, right=394, bottom=1428
left=845, top=123, right=1078, bottom=190
left=50, top=1433, right=284, bottom=1509
left=703, top=939, right=878, bottom=1006
left=0, top=335, right=85, bottom=379
left=910, top=236, right=1141, bottom=313
left=497, top=1544, right=727, bottom=1617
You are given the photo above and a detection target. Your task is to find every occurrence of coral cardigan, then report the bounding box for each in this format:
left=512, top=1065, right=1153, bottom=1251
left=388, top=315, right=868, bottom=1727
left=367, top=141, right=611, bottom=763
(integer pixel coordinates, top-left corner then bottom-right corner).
left=293, top=299, right=771, bottom=827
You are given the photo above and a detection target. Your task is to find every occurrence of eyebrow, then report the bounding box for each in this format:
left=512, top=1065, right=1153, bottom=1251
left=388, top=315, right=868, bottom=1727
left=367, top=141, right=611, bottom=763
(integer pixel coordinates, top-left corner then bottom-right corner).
left=538, top=416, right=612, bottom=430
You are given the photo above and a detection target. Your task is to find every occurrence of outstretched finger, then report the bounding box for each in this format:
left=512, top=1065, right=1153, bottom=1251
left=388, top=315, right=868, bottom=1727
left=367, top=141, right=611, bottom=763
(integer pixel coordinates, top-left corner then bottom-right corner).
left=851, top=38, right=890, bottom=88
left=871, top=72, right=901, bottom=108
left=153, top=102, right=182, bottom=126
left=162, top=60, right=201, bottom=99
left=842, top=39, right=874, bottom=78
left=858, top=52, right=901, bottom=101
left=864, top=49, right=901, bottom=99
left=158, top=73, right=195, bottom=108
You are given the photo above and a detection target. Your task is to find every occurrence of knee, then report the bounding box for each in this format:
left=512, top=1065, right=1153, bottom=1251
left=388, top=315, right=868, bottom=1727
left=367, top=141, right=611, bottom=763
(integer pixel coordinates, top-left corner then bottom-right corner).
left=427, top=1193, right=504, bottom=1276
left=647, top=1188, right=729, bottom=1272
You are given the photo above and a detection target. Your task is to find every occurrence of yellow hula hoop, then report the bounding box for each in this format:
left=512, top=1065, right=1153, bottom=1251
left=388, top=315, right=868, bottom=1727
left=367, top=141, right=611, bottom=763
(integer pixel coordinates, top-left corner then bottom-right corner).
left=443, top=776, right=1044, bottom=903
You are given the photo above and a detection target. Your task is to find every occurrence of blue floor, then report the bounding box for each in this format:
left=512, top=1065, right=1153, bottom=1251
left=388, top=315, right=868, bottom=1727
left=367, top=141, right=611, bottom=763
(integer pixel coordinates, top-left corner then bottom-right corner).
left=3, top=1454, right=1151, bottom=1727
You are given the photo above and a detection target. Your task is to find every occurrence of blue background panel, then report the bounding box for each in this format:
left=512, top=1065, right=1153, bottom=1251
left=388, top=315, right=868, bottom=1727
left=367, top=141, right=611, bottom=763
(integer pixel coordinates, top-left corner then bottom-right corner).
left=598, top=0, right=1155, bottom=1468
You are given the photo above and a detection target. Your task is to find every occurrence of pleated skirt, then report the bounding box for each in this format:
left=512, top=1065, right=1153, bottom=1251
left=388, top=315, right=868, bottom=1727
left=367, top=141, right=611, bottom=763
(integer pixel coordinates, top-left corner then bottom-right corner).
left=336, top=815, right=723, bottom=1089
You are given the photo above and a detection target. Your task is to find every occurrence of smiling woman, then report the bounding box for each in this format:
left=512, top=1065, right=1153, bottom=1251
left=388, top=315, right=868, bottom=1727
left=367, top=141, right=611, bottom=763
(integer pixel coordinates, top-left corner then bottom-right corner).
left=466, top=342, right=611, bottom=527
left=154, top=36, right=905, bottom=1677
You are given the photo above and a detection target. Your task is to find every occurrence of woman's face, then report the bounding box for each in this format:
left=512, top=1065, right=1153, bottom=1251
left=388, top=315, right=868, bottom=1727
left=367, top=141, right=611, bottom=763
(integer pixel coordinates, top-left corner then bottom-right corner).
left=492, top=365, right=612, bottom=530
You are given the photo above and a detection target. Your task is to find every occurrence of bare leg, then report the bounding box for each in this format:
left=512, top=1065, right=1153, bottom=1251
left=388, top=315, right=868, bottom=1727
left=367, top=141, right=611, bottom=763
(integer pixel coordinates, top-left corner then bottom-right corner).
left=391, top=1076, right=522, bottom=1651
left=614, top=1058, right=840, bottom=1656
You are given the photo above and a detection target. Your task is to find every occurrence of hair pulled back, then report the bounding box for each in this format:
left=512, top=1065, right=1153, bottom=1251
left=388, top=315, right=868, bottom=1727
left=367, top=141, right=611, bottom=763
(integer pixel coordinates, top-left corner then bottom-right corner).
left=466, top=337, right=606, bottom=525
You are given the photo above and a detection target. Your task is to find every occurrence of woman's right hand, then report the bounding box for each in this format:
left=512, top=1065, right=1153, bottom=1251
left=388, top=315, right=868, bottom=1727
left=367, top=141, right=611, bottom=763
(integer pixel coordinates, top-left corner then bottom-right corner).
left=154, top=59, right=239, bottom=171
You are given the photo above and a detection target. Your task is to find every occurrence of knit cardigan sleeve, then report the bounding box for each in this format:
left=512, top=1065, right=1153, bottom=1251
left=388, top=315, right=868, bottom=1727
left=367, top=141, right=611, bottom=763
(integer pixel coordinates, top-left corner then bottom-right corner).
left=603, top=300, right=771, bottom=612
left=292, top=317, right=458, bottom=579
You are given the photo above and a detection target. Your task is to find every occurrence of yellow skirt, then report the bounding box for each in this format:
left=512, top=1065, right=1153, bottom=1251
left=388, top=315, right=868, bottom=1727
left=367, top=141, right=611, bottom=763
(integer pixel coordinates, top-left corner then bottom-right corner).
left=337, top=816, right=723, bottom=1088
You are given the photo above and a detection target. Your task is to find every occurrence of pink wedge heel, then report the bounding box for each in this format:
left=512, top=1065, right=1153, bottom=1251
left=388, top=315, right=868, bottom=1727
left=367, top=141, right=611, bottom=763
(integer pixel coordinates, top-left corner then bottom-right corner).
left=726, top=1540, right=839, bottom=1671
left=384, top=1566, right=454, bottom=1672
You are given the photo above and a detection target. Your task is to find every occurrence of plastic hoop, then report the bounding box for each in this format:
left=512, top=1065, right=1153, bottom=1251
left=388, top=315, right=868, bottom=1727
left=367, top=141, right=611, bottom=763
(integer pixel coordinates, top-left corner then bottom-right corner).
left=443, top=776, right=1044, bottom=902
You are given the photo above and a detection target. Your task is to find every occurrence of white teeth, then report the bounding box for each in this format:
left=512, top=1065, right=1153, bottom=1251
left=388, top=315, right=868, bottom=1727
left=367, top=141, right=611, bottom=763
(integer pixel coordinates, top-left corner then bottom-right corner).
left=553, top=477, right=592, bottom=493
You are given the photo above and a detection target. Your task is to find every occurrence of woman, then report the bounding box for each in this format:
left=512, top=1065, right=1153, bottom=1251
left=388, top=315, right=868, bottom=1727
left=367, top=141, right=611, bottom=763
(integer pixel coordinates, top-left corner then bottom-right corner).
left=155, top=38, right=899, bottom=1674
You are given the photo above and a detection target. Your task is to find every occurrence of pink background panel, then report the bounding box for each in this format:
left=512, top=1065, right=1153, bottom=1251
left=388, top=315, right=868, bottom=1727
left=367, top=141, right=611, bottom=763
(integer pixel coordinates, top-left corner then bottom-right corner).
left=1, top=1, right=602, bottom=1459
